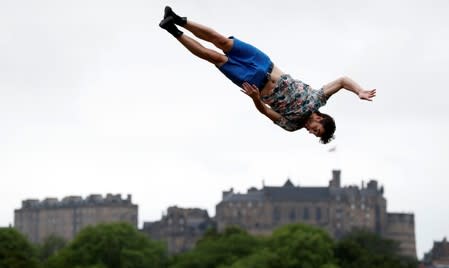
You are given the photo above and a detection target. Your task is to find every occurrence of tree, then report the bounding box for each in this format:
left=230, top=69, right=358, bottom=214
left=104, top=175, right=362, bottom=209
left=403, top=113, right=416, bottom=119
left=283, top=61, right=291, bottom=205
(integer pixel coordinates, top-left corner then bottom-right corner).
left=222, top=248, right=280, bottom=268
left=0, top=227, right=39, bottom=268
left=37, top=234, right=67, bottom=261
left=46, top=222, right=168, bottom=268
left=171, top=224, right=338, bottom=268
left=334, top=229, right=417, bottom=268
left=266, top=224, right=337, bottom=268
left=170, top=226, right=264, bottom=268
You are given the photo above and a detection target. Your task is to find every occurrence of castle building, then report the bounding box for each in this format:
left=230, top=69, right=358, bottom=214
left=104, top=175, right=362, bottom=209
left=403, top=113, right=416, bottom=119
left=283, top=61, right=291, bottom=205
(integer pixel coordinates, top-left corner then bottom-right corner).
left=141, top=206, right=215, bottom=254
left=422, top=237, right=449, bottom=268
left=216, top=170, right=416, bottom=258
left=14, top=194, right=138, bottom=243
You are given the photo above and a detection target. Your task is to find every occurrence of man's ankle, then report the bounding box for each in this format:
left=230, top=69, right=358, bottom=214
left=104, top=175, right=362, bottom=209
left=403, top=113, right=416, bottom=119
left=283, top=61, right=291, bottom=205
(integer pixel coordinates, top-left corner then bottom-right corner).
left=164, top=6, right=187, bottom=26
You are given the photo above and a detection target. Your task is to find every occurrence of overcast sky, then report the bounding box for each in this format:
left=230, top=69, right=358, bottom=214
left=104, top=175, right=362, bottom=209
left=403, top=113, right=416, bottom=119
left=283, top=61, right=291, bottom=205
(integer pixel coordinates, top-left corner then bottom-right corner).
left=1, top=0, right=448, bottom=258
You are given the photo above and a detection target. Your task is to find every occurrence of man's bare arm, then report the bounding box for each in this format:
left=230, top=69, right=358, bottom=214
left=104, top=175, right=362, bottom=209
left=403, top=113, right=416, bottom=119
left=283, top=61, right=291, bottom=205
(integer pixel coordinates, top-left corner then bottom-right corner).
left=241, top=82, right=282, bottom=122
left=323, top=76, right=376, bottom=101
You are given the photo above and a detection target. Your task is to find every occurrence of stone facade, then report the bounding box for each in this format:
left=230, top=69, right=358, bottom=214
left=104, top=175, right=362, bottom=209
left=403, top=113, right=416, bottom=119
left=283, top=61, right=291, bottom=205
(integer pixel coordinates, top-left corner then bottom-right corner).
left=423, top=237, right=449, bottom=268
left=141, top=206, right=215, bottom=254
left=14, top=194, right=138, bottom=243
left=215, top=170, right=416, bottom=258
left=384, top=213, right=416, bottom=258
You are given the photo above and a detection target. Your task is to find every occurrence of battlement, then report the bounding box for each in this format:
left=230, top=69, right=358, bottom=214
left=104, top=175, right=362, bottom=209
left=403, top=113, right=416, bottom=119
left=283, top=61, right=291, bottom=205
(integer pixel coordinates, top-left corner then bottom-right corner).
left=387, top=213, right=414, bottom=224
left=20, top=194, right=134, bottom=209
left=166, top=206, right=210, bottom=218
left=327, top=170, right=383, bottom=197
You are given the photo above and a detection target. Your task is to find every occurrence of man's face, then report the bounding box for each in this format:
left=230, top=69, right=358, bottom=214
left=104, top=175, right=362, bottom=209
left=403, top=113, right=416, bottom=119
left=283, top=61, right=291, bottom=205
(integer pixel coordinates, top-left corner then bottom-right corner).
left=305, top=114, right=324, bottom=137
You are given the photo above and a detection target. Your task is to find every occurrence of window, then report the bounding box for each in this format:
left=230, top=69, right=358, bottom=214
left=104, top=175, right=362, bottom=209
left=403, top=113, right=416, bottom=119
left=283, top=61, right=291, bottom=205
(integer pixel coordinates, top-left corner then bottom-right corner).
left=303, top=207, right=309, bottom=220
left=273, top=207, right=281, bottom=221
left=289, top=209, right=296, bottom=221
left=336, top=208, right=343, bottom=219
left=241, top=209, right=246, bottom=216
left=316, top=207, right=322, bottom=221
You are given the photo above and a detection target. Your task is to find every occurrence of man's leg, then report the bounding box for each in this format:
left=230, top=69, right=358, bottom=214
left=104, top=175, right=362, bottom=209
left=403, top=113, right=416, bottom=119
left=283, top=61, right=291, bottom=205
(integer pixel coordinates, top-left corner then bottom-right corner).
left=164, top=6, right=233, bottom=53
left=182, top=21, right=233, bottom=53
left=160, top=14, right=228, bottom=66
left=178, top=34, right=228, bottom=66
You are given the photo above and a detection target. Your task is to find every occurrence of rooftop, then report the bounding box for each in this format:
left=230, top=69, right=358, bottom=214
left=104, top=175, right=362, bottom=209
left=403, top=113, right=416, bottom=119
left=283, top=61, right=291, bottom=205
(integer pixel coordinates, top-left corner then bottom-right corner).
left=17, top=194, right=135, bottom=210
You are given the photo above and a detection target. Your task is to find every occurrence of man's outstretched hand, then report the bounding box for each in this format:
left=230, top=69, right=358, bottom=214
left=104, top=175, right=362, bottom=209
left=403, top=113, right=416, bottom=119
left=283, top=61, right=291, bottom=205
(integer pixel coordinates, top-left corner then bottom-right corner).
left=359, top=89, right=376, bottom=101
left=241, top=82, right=261, bottom=99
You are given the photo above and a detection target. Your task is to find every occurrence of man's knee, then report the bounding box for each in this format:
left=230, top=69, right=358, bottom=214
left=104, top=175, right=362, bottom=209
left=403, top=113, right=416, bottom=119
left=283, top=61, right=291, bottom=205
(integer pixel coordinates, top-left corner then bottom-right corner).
left=209, top=53, right=228, bottom=66
left=215, top=36, right=233, bottom=52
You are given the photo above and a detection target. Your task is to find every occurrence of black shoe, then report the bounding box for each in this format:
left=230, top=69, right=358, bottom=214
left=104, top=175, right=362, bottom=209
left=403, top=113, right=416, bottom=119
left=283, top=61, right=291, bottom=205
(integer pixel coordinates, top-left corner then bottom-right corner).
left=164, top=6, right=187, bottom=26
left=159, top=16, right=183, bottom=38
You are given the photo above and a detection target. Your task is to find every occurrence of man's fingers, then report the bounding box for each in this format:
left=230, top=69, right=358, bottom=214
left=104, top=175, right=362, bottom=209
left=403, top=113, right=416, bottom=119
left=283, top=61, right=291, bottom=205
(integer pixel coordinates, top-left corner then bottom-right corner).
left=242, top=82, right=255, bottom=92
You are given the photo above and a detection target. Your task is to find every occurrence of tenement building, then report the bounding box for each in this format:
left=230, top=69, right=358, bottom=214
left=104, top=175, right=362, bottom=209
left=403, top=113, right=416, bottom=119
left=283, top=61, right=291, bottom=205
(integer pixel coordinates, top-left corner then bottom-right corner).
left=14, top=194, right=138, bottom=243
left=216, top=170, right=416, bottom=258
left=142, top=206, right=215, bottom=254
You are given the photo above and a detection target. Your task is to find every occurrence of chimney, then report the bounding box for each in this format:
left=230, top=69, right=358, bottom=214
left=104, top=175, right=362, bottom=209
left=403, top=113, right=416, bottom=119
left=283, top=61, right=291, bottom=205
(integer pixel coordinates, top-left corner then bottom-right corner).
left=222, top=188, right=234, bottom=199
left=367, top=180, right=378, bottom=190
left=330, top=170, right=341, bottom=188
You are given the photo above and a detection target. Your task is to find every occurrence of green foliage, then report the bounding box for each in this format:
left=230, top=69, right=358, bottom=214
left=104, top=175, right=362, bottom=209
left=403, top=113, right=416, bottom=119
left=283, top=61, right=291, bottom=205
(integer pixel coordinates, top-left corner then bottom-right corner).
left=170, top=226, right=264, bottom=268
left=0, top=227, right=39, bottom=268
left=37, top=234, right=67, bottom=261
left=222, top=248, right=280, bottom=268
left=2, top=222, right=414, bottom=268
left=267, top=224, right=337, bottom=268
left=171, top=224, right=338, bottom=268
left=46, top=223, right=168, bottom=268
left=334, top=229, right=417, bottom=268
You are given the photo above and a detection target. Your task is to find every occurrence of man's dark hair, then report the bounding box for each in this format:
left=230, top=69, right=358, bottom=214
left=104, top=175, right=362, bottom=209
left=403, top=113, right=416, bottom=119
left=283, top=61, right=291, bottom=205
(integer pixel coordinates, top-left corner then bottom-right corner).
left=316, top=111, right=336, bottom=144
